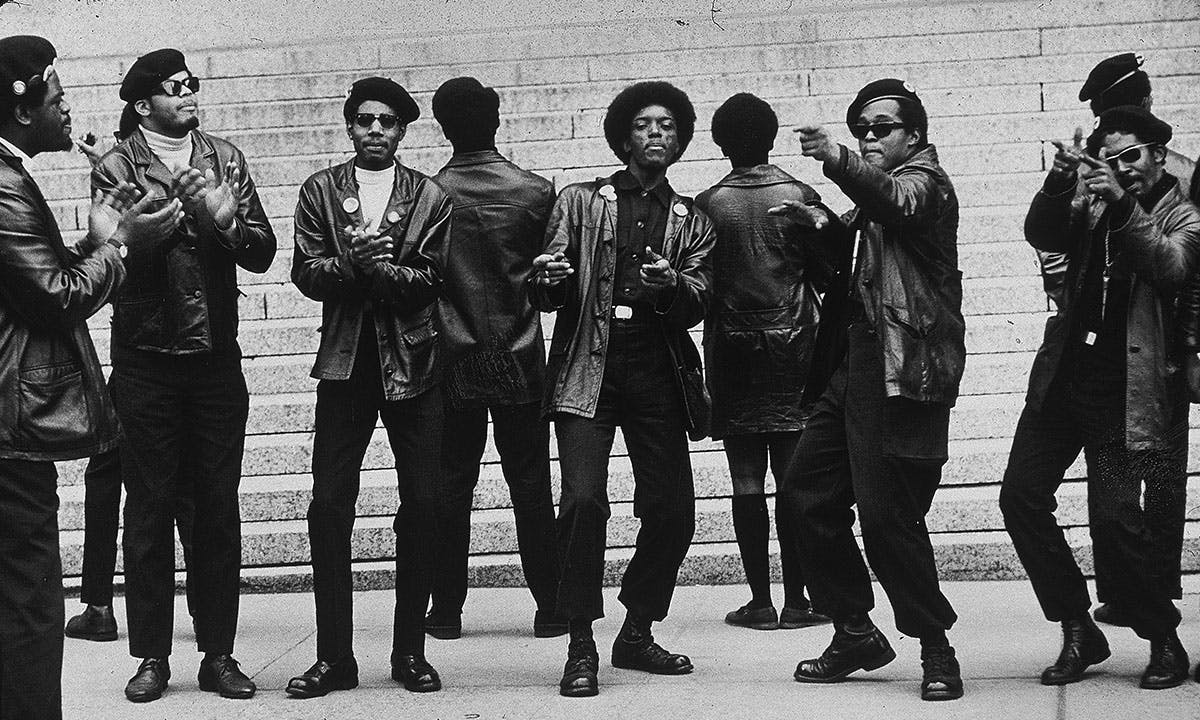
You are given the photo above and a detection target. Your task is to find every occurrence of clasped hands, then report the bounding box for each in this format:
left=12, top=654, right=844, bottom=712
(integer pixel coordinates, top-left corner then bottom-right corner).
left=343, top=224, right=394, bottom=272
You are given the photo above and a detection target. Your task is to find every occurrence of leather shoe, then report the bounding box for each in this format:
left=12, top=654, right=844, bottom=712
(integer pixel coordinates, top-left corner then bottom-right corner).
left=1140, top=634, right=1189, bottom=690
left=286, top=657, right=359, bottom=699
left=794, top=626, right=896, bottom=683
left=65, top=604, right=118, bottom=642
left=778, top=604, right=832, bottom=630
left=920, top=645, right=964, bottom=701
left=1040, top=617, right=1110, bottom=685
left=611, top=635, right=693, bottom=675
left=560, top=638, right=599, bottom=697
left=424, top=610, right=462, bottom=640
left=1092, top=603, right=1133, bottom=628
left=724, top=602, right=778, bottom=630
left=198, top=653, right=256, bottom=699
left=125, top=657, right=170, bottom=703
left=534, top=610, right=569, bottom=638
left=392, top=654, right=442, bottom=692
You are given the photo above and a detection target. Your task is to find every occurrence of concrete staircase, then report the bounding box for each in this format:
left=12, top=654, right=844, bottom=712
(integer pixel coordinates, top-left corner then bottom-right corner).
left=28, top=0, right=1200, bottom=592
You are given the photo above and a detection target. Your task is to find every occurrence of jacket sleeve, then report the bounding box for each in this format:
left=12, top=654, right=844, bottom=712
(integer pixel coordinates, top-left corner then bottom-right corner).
left=655, top=208, right=715, bottom=329
left=1110, top=194, right=1200, bottom=296
left=0, top=183, right=125, bottom=329
left=212, top=147, right=276, bottom=274
left=529, top=187, right=575, bottom=312
left=823, top=145, right=941, bottom=226
left=290, top=176, right=362, bottom=302
left=1023, top=173, right=1080, bottom=253
left=356, top=179, right=447, bottom=313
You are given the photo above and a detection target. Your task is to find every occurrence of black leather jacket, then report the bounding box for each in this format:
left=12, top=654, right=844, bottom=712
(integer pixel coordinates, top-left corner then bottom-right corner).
left=292, top=158, right=451, bottom=400
left=0, top=144, right=124, bottom=461
left=91, top=128, right=276, bottom=358
left=434, top=150, right=555, bottom=407
left=695, top=164, right=836, bottom=438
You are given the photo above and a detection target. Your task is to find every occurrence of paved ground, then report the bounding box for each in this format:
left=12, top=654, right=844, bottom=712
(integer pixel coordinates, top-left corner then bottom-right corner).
left=62, top=579, right=1200, bottom=720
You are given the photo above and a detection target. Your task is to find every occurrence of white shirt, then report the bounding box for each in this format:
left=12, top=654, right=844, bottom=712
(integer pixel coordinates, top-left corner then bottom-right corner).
left=355, top=165, right=394, bottom=233
left=141, top=126, right=194, bottom=173
left=0, top=135, right=33, bottom=166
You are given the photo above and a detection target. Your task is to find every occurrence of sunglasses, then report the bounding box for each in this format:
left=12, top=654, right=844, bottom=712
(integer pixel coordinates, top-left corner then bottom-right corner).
left=156, top=76, right=200, bottom=97
left=849, top=121, right=908, bottom=140
left=1102, top=142, right=1155, bottom=171
left=353, top=113, right=401, bottom=130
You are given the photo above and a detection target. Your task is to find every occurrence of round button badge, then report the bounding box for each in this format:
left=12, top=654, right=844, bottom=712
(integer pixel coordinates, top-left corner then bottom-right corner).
left=672, top=203, right=688, bottom=217
left=342, top=197, right=360, bottom=214
left=386, top=210, right=401, bottom=224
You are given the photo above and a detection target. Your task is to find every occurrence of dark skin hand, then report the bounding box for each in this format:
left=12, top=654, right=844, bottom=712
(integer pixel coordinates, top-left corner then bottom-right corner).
left=639, top=245, right=676, bottom=289
left=343, top=224, right=394, bottom=271
left=531, top=251, right=573, bottom=285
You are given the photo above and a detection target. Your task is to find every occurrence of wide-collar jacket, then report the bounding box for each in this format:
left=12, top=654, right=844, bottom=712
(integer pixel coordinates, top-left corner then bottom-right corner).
left=292, top=158, right=451, bottom=401
left=0, top=144, right=123, bottom=461
left=825, top=144, right=966, bottom=406
left=91, top=127, right=276, bottom=358
left=532, top=174, right=715, bottom=419
left=434, top=150, right=556, bottom=407
left=1024, top=174, right=1200, bottom=450
left=694, top=164, right=836, bottom=437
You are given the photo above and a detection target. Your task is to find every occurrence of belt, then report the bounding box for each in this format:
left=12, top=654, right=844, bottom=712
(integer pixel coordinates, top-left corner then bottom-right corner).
left=610, top=304, right=656, bottom=323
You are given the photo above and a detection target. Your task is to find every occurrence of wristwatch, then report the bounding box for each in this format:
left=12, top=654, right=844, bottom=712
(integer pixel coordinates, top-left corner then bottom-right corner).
left=106, top=238, right=127, bottom=258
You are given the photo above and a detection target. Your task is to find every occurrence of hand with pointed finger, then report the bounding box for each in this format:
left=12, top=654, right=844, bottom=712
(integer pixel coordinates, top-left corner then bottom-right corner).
left=204, top=160, right=242, bottom=231
left=344, top=224, right=394, bottom=271
left=532, top=251, right=572, bottom=285
left=1079, top=153, right=1125, bottom=203
left=1048, top=127, right=1086, bottom=179
left=767, top=200, right=830, bottom=229
left=794, top=125, right=840, bottom=163
left=639, top=246, right=676, bottom=289
left=170, top=167, right=209, bottom=211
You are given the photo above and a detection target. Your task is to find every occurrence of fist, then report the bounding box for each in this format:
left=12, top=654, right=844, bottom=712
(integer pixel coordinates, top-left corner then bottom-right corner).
left=533, top=251, right=572, bottom=285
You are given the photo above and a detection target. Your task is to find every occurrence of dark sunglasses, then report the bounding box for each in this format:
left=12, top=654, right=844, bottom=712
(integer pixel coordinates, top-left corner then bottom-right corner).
left=354, top=113, right=400, bottom=130
left=1103, top=142, right=1154, bottom=171
left=849, top=121, right=908, bottom=140
left=156, top=76, right=200, bottom=97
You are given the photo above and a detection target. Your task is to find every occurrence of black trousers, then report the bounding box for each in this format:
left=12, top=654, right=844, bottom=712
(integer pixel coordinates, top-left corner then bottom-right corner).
left=553, top=319, right=695, bottom=622
left=115, top=355, right=248, bottom=658
left=1000, top=382, right=1182, bottom=640
left=780, top=323, right=957, bottom=638
left=0, top=459, right=62, bottom=720
left=308, top=331, right=443, bottom=662
left=431, top=400, right=559, bottom=617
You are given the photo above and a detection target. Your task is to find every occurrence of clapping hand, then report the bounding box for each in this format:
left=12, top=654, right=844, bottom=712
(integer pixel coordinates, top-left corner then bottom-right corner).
left=344, top=224, right=394, bottom=271
left=89, top=182, right=184, bottom=249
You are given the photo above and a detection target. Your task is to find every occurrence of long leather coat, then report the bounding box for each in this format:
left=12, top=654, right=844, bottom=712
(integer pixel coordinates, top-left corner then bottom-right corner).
left=0, top=144, right=124, bottom=461
left=292, top=158, right=451, bottom=401
left=694, top=164, right=834, bottom=438
left=91, top=128, right=275, bottom=356
left=532, top=175, right=715, bottom=419
left=1025, top=175, right=1200, bottom=450
left=434, top=150, right=555, bottom=407
left=825, top=144, right=966, bottom=406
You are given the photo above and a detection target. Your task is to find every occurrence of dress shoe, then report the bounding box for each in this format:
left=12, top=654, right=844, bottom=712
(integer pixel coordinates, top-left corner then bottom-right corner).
left=125, top=657, right=170, bottom=703
left=392, top=654, right=442, bottom=692
left=286, top=657, right=359, bottom=699
left=611, top=634, right=693, bottom=675
left=534, top=610, right=569, bottom=638
left=65, top=604, right=118, bottom=642
left=559, top=638, right=599, bottom=697
left=778, top=604, right=832, bottom=630
left=793, top=626, right=896, bottom=683
left=1092, top=603, right=1133, bottom=628
left=424, top=610, right=462, bottom=640
left=1140, top=634, right=1189, bottom=690
left=198, top=653, right=256, bottom=699
left=920, top=645, right=964, bottom=701
left=724, top=602, right=778, bottom=630
left=1040, top=617, right=1110, bottom=685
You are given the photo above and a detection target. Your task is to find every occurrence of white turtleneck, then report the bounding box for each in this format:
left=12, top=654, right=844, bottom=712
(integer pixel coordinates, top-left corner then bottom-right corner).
left=141, top=126, right=194, bottom=173
left=355, top=165, right=394, bottom=232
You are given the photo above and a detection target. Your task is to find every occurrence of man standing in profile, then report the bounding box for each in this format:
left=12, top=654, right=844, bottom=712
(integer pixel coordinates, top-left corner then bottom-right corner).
left=287, top=77, right=452, bottom=699
left=93, top=48, right=276, bottom=703
left=427, top=76, right=564, bottom=640
left=532, top=80, right=714, bottom=697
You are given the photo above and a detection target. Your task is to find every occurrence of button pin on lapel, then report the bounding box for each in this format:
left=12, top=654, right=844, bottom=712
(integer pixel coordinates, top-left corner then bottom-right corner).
left=672, top=202, right=687, bottom=217
left=342, top=197, right=360, bottom=213
left=598, top=185, right=616, bottom=200
left=386, top=210, right=400, bottom=224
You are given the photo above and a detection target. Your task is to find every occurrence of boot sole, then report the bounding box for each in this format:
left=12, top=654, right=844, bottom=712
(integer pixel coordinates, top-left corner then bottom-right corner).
left=611, top=657, right=694, bottom=675
left=425, top=627, right=462, bottom=640
left=284, top=675, right=358, bottom=699
left=1040, top=648, right=1112, bottom=686
left=777, top=618, right=833, bottom=630
left=65, top=629, right=118, bottom=642
left=724, top=618, right=779, bottom=631
left=794, top=647, right=897, bottom=683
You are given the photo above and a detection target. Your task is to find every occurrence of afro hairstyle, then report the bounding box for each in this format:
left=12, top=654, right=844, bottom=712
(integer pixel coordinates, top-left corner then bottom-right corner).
left=602, top=80, right=695, bottom=164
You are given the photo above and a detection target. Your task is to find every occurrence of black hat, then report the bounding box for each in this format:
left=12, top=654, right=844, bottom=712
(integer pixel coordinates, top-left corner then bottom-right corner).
left=1079, top=53, right=1146, bottom=102
left=1089, top=105, right=1172, bottom=147
left=432, top=77, right=499, bottom=127
left=845, top=78, right=922, bottom=128
left=119, top=48, right=189, bottom=102
left=711, top=93, right=777, bottom=155
left=343, top=76, right=419, bottom=125
left=0, top=35, right=57, bottom=103
left=603, top=80, right=696, bottom=163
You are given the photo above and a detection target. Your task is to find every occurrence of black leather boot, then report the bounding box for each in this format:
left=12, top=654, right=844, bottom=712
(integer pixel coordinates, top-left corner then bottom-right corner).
left=1140, top=633, right=1189, bottom=690
left=794, top=622, right=896, bottom=683
left=560, top=638, right=599, bottom=697
left=611, top=616, right=693, bottom=675
left=1040, top=617, right=1110, bottom=685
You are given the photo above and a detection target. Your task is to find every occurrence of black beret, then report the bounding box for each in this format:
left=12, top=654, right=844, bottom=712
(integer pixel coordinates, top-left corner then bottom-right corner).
left=120, top=48, right=189, bottom=102
left=603, top=80, right=696, bottom=164
left=343, top=76, right=419, bottom=124
left=1089, top=105, right=1172, bottom=147
left=711, top=93, right=777, bottom=154
left=1079, top=53, right=1145, bottom=102
left=0, top=35, right=57, bottom=102
left=845, top=78, right=922, bottom=128
left=432, top=76, right=499, bottom=126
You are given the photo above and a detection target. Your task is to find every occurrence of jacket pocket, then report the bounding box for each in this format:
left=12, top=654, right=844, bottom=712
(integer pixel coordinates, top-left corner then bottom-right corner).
left=883, top=301, right=936, bottom=339
left=401, top=318, right=438, bottom=347
left=17, top=361, right=90, bottom=447
left=113, top=297, right=167, bottom=349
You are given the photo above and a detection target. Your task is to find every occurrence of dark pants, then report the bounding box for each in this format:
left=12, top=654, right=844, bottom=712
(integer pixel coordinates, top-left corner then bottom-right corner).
left=780, top=323, right=957, bottom=638
left=0, top=459, right=62, bottom=720
left=553, top=319, right=696, bottom=622
left=431, top=400, right=559, bottom=617
left=1000, top=383, right=1182, bottom=640
left=308, top=331, right=443, bottom=662
left=115, top=355, right=248, bottom=659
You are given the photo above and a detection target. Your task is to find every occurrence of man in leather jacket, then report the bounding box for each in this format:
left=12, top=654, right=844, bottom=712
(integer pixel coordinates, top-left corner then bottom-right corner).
left=1001, top=106, right=1200, bottom=690
left=92, top=48, right=276, bottom=703
left=286, top=77, right=451, bottom=699
left=0, top=35, right=180, bottom=720
left=426, top=77, right=564, bottom=640
left=774, top=79, right=965, bottom=701
left=531, top=81, right=714, bottom=697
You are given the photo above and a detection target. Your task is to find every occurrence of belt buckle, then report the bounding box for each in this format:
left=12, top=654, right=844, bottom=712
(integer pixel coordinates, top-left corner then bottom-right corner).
left=613, top=306, right=634, bottom=320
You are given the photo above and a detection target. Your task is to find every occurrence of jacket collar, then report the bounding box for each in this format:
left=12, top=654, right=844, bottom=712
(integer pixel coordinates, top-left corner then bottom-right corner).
left=613, top=168, right=673, bottom=208
left=895, top=144, right=941, bottom=175
left=0, top=135, right=32, bottom=167
left=124, top=127, right=216, bottom=188
left=714, top=163, right=798, bottom=188
left=443, top=148, right=506, bottom=168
